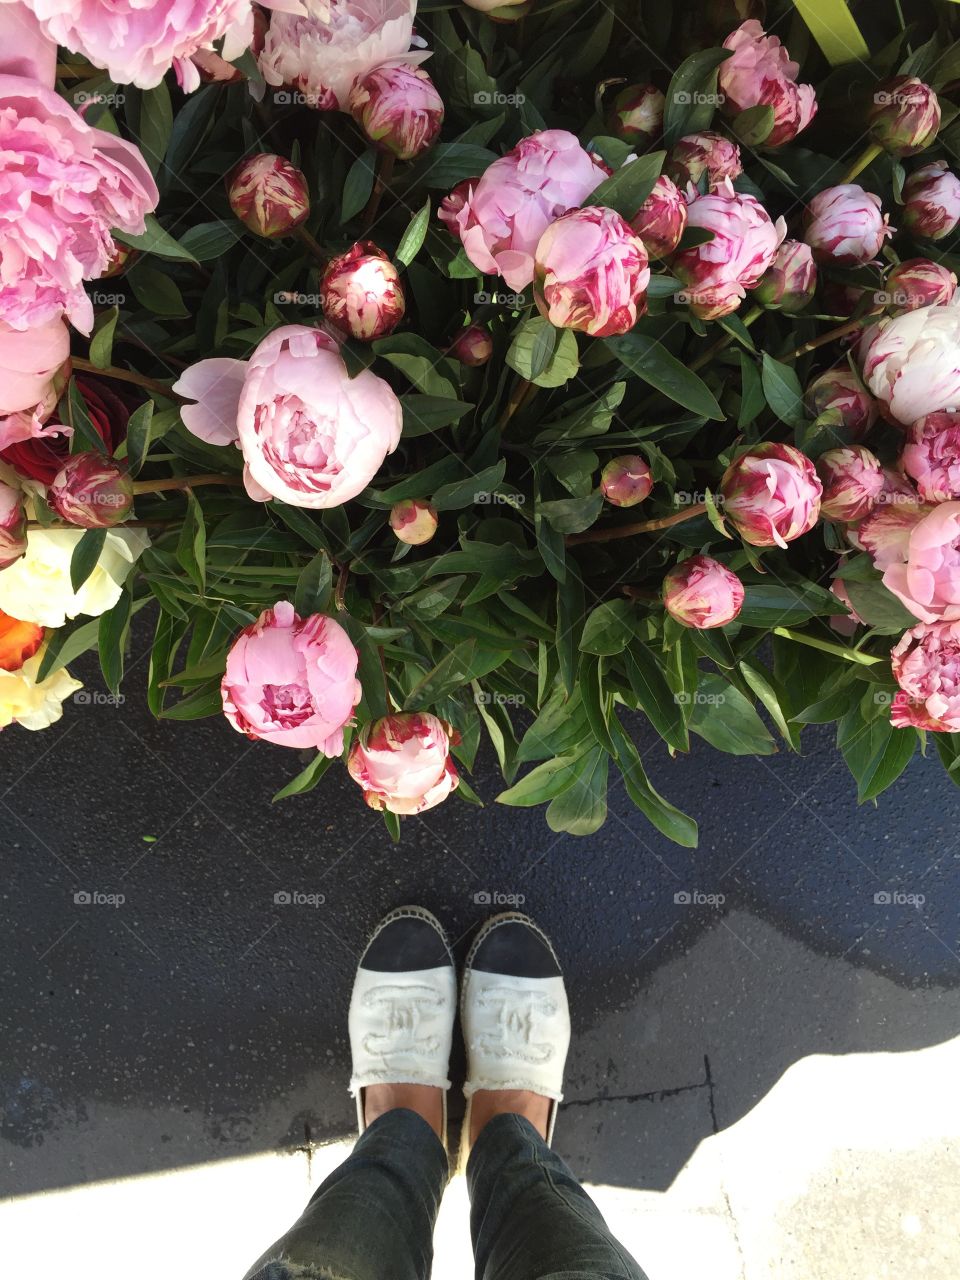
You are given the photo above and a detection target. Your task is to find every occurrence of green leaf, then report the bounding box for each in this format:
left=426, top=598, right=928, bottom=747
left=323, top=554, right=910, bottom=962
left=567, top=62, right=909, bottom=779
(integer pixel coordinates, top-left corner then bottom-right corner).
left=125, top=400, right=154, bottom=475
left=585, top=150, right=665, bottom=219
left=404, top=640, right=508, bottom=707
left=400, top=394, right=473, bottom=436
left=580, top=600, right=636, bottom=656
left=70, top=528, right=107, bottom=593
left=406, top=143, right=497, bottom=187
left=580, top=654, right=616, bottom=755
left=89, top=307, right=119, bottom=370
left=139, top=81, right=173, bottom=176
left=545, top=746, right=608, bottom=835
left=496, top=753, right=584, bottom=806
left=844, top=579, right=918, bottom=634
left=737, top=349, right=765, bottom=427
left=294, top=550, right=333, bottom=616
left=623, top=644, right=689, bottom=751
left=114, top=213, right=197, bottom=263
left=98, top=587, right=132, bottom=696
left=176, top=490, right=206, bottom=591
left=160, top=681, right=224, bottom=721
left=68, top=381, right=108, bottom=454
left=740, top=659, right=800, bottom=749
left=433, top=461, right=506, bottom=510
left=340, top=614, right=390, bottom=720
left=605, top=332, right=724, bottom=420
left=761, top=353, right=807, bottom=427
left=738, top=581, right=838, bottom=628
left=662, top=49, right=731, bottom=145
left=732, top=103, right=775, bottom=146
left=556, top=569, right=584, bottom=695
left=178, top=220, right=243, bottom=261
left=537, top=493, right=602, bottom=535
left=689, top=674, right=776, bottom=755
left=506, top=315, right=579, bottom=388
left=838, top=709, right=917, bottom=802
left=273, top=753, right=334, bottom=801
left=395, top=197, right=431, bottom=267
left=128, top=265, right=188, bottom=317
left=608, top=712, right=698, bottom=846
left=341, top=150, right=376, bottom=221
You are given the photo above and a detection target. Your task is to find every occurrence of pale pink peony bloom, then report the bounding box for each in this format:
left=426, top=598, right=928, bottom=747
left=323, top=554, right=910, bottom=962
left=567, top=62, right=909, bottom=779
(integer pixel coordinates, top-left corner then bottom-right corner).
left=672, top=178, right=785, bottom=320
left=0, top=2, right=56, bottom=84
left=259, top=0, right=420, bottom=112
left=662, top=554, right=744, bottom=629
left=0, top=75, right=157, bottom=333
left=532, top=206, right=650, bottom=338
left=868, top=77, right=940, bottom=157
left=349, top=61, right=443, bottom=161
left=606, top=83, right=665, bottom=146
left=859, top=303, right=960, bottom=426
left=2, top=0, right=305, bottom=91
left=0, top=477, right=26, bottom=569
left=448, top=324, right=492, bottom=366
left=902, top=411, right=960, bottom=502
left=449, top=129, right=607, bottom=292
left=222, top=600, right=361, bottom=753
left=885, top=258, right=956, bottom=312
left=173, top=325, right=402, bottom=509
left=48, top=453, right=133, bottom=529
left=629, top=174, right=687, bottom=260
left=751, top=238, right=816, bottom=312
left=389, top=498, right=437, bottom=545
left=816, top=445, right=884, bottom=523
left=720, top=442, right=822, bottom=548
left=347, top=711, right=459, bottom=815
left=902, top=161, right=960, bottom=240
left=804, top=368, right=878, bottom=440
left=0, top=318, right=69, bottom=418
left=890, top=620, right=960, bottom=732
left=803, top=185, right=893, bottom=267
left=227, top=154, right=310, bottom=238
left=860, top=500, right=960, bottom=624
left=665, top=131, right=742, bottom=188
left=718, top=19, right=817, bottom=147
left=829, top=575, right=864, bottom=636
left=321, top=242, right=405, bottom=342
left=600, top=455, right=652, bottom=507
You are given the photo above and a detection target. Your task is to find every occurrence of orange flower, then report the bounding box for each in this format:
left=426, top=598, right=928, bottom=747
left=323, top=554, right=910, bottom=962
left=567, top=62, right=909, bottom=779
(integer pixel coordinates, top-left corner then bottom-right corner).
left=0, top=610, right=43, bottom=673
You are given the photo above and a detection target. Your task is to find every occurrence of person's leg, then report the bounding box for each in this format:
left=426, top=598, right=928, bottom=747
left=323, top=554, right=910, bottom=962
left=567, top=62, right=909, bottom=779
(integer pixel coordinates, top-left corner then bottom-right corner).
left=242, top=1106, right=448, bottom=1280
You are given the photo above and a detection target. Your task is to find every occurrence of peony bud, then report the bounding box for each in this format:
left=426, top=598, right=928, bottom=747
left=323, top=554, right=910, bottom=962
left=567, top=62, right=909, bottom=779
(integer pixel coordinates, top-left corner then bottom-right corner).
left=347, top=711, right=460, bottom=815
left=390, top=498, right=438, bottom=545
left=321, top=242, right=405, bottom=342
left=600, top=455, right=653, bottom=507
left=902, top=411, right=960, bottom=502
left=720, top=442, right=822, bottom=547
left=803, top=184, right=893, bottom=266
left=448, top=325, right=493, bottom=366
left=718, top=20, right=817, bottom=147
left=533, top=206, right=650, bottom=337
left=0, top=479, right=27, bottom=569
left=438, top=177, right=478, bottom=234
left=816, top=446, right=884, bottom=523
left=884, top=258, right=956, bottom=313
left=348, top=61, right=444, bottom=163
left=902, top=161, right=960, bottom=240
left=49, top=453, right=134, bottom=529
left=804, top=368, right=878, bottom=440
left=227, top=154, right=310, bottom=239
left=751, top=239, right=816, bottom=312
left=606, top=84, right=665, bottom=146
left=663, top=554, right=744, bottom=629
left=665, top=131, right=742, bottom=187
left=461, top=0, right=530, bottom=18
left=629, top=174, right=687, bottom=260
left=868, top=77, right=940, bottom=157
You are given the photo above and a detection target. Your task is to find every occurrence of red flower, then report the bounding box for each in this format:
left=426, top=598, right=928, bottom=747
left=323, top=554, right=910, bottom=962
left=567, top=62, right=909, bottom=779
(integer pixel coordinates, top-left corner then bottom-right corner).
left=0, top=375, right=132, bottom=485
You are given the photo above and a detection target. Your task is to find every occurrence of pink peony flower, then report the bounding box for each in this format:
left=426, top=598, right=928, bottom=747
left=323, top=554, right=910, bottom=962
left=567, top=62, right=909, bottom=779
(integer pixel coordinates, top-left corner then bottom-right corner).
left=0, top=74, right=157, bottom=333
left=672, top=179, right=785, bottom=320
left=449, top=129, right=607, bottom=292
left=662, top=554, right=744, bottom=629
left=902, top=161, right=960, bottom=241
left=884, top=258, right=956, bottom=313
left=606, top=83, right=665, bottom=146
left=751, top=239, right=816, bottom=312
left=629, top=174, right=687, bottom=260
left=816, top=445, right=884, bottom=523
left=48, top=453, right=133, bottom=529
left=532, top=206, right=650, bottom=338
left=902, top=411, right=960, bottom=502
left=859, top=303, right=960, bottom=426
left=0, top=317, right=69, bottom=419
left=804, top=368, right=878, bottom=440
left=720, top=442, right=822, bottom=548
left=260, top=0, right=420, bottom=112
left=3, top=0, right=304, bottom=91
left=665, top=131, right=742, bottom=188
left=860, top=500, right=960, bottom=624
left=0, top=2, right=56, bottom=83
left=0, top=477, right=26, bottom=569
left=173, top=324, right=402, bottom=509
left=600, top=455, right=652, bottom=507
left=389, top=498, right=437, bottom=545
left=891, top=620, right=960, bottom=731
left=347, top=711, right=459, bottom=815
left=321, top=242, right=405, bottom=342
left=448, top=325, right=492, bottom=366
left=222, top=600, right=361, bottom=753
left=349, top=61, right=443, bottom=161
left=868, top=77, right=940, bottom=157
left=227, top=154, right=310, bottom=239
left=803, top=185, right=893, bottom=267
left=438, top=177, right=476, bottom=235
left=718, top=19, right=817, bottom=147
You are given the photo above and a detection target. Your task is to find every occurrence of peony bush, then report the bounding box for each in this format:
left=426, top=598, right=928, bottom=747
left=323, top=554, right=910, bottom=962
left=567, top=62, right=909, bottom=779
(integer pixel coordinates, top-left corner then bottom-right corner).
left=3, top=0, right=960, bottom=842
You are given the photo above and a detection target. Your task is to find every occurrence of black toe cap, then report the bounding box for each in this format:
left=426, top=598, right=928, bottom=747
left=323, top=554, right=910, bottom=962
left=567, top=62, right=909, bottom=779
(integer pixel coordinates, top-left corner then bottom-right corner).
left=470, top=919, right=561, bottom=979
left=361, top=914, right=451, bottom=972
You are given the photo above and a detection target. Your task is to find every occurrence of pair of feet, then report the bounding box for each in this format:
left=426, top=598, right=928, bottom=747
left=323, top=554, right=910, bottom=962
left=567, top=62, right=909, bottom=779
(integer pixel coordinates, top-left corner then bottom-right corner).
left=349, top=908, right=571, bottom=1151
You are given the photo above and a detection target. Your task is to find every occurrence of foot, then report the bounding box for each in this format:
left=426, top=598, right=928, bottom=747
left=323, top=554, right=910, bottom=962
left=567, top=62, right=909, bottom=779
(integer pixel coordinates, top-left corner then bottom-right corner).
left=348, top=907, right=455, bottom=1145
left=461, top=913, right=570, bottom=1151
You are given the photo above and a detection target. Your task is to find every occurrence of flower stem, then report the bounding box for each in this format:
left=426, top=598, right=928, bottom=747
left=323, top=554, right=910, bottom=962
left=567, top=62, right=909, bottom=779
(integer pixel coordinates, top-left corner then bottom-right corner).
left=772, top=626, right=883, bottom=665
left=295, top=224, right=328, bottom=264
left=72, top=357, right=184, bottom=403
left=132, top=474, right=244, bottom=495
left=360, top=152, right=395, bottom=233
left=498, top=378, right=536, bottom=427
left=839, top=142, right=884, bottom=186
left=566, top=501, right=707, bottom=546
left=690, top=304, right=763, bottom=372
left=777, top=316, right=868, bottom=362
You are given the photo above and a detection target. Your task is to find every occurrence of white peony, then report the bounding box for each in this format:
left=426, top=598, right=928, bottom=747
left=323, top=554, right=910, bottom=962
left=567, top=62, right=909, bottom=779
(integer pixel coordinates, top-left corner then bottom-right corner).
left=0, top=650, right=81, bottom=730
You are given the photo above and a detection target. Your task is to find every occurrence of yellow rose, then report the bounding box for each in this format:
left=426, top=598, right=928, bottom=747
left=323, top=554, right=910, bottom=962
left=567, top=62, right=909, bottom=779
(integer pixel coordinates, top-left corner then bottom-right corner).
left=0, top=650, right=81, bottom=731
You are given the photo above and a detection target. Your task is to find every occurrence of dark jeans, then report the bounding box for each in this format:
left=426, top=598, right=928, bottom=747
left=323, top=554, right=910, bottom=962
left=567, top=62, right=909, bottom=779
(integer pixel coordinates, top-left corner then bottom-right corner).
left=243, top=1109, right=648, bottom=1280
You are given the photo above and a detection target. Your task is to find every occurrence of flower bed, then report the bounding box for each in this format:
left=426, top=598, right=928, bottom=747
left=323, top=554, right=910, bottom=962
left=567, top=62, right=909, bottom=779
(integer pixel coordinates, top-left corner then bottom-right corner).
left=2, top=0, right=960, bottom=843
